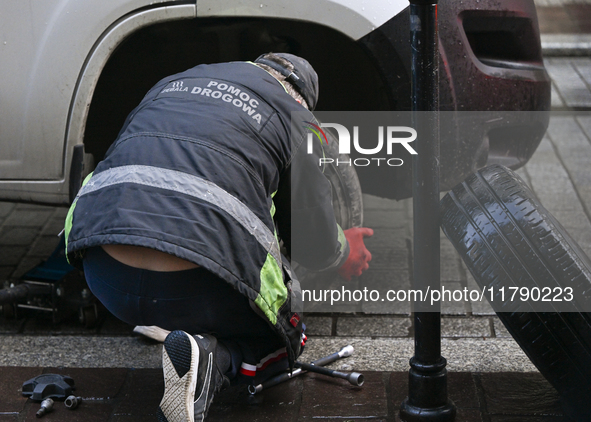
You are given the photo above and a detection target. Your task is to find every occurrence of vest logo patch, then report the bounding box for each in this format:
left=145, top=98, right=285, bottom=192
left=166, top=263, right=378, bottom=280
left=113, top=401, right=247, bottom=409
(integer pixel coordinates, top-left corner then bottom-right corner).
left=156, top=78, right=273, bottom=129
left=161, top=80, right=188, bottom=93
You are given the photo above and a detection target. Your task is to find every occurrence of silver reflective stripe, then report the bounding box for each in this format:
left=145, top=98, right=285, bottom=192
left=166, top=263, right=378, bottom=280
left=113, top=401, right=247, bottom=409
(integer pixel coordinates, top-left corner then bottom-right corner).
left=75, top=165, right=282, bottom=266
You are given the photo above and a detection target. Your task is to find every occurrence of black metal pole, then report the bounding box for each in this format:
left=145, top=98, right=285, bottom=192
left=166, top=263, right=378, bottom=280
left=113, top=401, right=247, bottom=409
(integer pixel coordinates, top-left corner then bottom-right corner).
left=399, top=0, right=456, bottom=420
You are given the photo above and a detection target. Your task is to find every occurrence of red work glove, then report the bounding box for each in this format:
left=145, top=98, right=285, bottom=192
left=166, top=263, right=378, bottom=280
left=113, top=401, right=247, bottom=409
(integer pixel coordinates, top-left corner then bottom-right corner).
left=337, top=227, right=374, bottom=281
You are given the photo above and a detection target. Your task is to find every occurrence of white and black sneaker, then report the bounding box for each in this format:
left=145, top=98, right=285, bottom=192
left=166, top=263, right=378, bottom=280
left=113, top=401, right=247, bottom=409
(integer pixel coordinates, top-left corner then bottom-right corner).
left=157, top=331, right=228, bottom=422
left=192, top=334, right=228, bottom=422
left=158, top=330, right=199, bottom=422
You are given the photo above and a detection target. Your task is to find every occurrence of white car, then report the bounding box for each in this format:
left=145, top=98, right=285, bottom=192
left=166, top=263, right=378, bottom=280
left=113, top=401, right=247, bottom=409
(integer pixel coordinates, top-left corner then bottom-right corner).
left=0, top=0, right=550, bottom=204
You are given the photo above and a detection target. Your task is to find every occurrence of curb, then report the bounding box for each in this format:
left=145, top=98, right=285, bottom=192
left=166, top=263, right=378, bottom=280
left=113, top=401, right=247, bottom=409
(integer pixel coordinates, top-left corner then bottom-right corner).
left=542, top=34, right=591, bottom=56
left=0, top=335, right=537, bottom=373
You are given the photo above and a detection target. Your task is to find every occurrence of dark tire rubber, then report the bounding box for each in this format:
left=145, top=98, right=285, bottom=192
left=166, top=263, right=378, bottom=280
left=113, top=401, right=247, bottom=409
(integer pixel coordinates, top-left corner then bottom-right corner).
left=440, top=164, right=591, bottom=420
left=291, top=128, right=363, bottom=282
left=322, top=127, right=364, bottom=230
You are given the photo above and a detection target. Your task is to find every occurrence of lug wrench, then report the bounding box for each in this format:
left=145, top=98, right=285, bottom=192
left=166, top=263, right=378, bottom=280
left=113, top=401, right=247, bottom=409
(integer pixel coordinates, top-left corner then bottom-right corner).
left=295, top=361, right=364, bottom=386
left=248, top=345, right=354, bottom=395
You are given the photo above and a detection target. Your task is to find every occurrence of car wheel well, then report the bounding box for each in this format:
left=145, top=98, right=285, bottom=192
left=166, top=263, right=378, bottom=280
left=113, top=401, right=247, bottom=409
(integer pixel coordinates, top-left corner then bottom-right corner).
left=83, top=17, right=393, bottom=162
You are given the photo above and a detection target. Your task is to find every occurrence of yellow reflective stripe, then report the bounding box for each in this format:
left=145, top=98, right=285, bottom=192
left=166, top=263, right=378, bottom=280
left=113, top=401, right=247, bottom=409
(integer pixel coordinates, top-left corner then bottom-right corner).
left=64, top=172, right=94, bottom=263
left=337, top=224, right=347, bottom=254
left=256, top=253, right=287, bottom=325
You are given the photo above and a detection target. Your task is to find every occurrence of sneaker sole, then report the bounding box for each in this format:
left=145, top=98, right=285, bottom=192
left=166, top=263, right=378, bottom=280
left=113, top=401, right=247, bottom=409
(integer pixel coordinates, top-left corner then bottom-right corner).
left=158, top=330, right=199, bottom=422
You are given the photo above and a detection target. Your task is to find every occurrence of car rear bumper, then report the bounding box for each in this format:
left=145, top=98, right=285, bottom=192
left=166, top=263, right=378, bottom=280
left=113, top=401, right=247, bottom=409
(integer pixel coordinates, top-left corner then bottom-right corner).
left=357, top=0, right=551, bottom=199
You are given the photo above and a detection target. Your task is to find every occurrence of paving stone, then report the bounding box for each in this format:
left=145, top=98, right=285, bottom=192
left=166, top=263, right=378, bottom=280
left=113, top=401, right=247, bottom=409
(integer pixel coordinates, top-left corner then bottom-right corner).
left=521, top=137, right=582, bottom=214
left=51, top=207, right=69, bottom=219
left=577, top=115, right=591, bottom=139
left=303, top=315, right=332, bottom=336
left=361, top=294, right=412, bottom=315
left=302, top=299, right=362, bottom=314
left=336, top=316, right=411, bottom=337
left=0, top=202, right=16, bottom=218
left=388, top=372, right=408, bottom=406
left=490, top=416, right=565, bottom=421
left=447, top=372, right=481, bottom=410
left=538, top=6, right=572, bottom=31
left=441, top=317, right=492, bottom=338
left=566, top=227, right=591, bottom=256
left=299, top=371, right=387, bottom=419
left=0, top=227, right=40, bottom=246
left=300, top=273, right=364, bottom=313
left=545, top=59, right=591, bottom=108
left=0, top=316, right=25, bottom=334
left=11, top=256, right=45, bottom=279
left=0, top=336, right=162, bottom=368
left=27, top=235, right=61, bottom=258
left=23, top=397, right=115, bottom=422
left=97, top=312, right=135, bottom=336
left=478, top=373, right=563, bottom=416
left=514, top=167, right=533, bottom=189
left=546, top=117, right=591, bottom=224
left=0, top=246, right=27, bottom=266
left=493, top=318, right=513, bottom=338
left=441, top=282, right=468, bottom=316
left=41, top=217, right=67, bottom=237
left=364, top=228, right=408, bottom=250
left=359, top=269, right=410, bottom=290
left=467, top=273, right=496, bottom=316
left=404, top=199, right=413, bottom=220
left=449, top=409, right=484, bottom=422
left=317, top=418, right=387, bottom=422
left=441, top=238, right=463, bottom=284
left=0, top=266, right=16, bottom=281
left=362, top=194, right=405, bottom=211
left=356, top=269, right=411, bottom=314
left=364, top=210, right=410, bottom=229
left=21, top=316, right=94, bottom=336
left=573, top=57, right=591, bottom=87
left=551, top=210, right=591, bottom=229
left=0, top=367, right=43, bottom=413
left=208, top=379, right=302, bottom=422
left=367, top=248, right=408, bottom=270
left=42, top=367, right=127, bottom=400
left=442, top=339, right=536, bottom=372
left=300, top=337, right=414, bottom=372
left=390, top=371, right=481, bottom=413
left=551, top=82, right=565, bottom=108
left=14, top=203, right=57, bottom=211
left=2, top=209, right=53, bottom=228
left=112, top=368, right=162, bottom=417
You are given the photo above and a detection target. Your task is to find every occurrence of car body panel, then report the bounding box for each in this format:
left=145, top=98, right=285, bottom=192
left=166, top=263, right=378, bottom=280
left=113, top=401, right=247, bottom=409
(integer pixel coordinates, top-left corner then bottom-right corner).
left=196, top=0, right=408, bottom=40
left=0, top=0, right=195, bottom=203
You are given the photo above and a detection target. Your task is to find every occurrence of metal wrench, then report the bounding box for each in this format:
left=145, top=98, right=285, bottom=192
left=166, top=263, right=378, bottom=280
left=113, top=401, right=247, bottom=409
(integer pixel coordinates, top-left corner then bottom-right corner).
left=248, top=345, right=354, bottom=395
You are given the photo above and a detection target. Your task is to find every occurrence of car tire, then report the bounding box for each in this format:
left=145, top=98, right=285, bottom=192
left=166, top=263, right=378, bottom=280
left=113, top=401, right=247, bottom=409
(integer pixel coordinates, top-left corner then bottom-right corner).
left=291, top=128, right=363, bottom=285
left=322, top=127, right=364, bottom=230
left=440, top=164, right=591, bottom=420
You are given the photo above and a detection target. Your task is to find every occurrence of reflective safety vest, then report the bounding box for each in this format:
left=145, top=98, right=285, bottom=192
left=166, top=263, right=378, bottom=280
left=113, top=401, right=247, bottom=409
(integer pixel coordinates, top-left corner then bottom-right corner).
left=64, top=61, right=348, bottom=366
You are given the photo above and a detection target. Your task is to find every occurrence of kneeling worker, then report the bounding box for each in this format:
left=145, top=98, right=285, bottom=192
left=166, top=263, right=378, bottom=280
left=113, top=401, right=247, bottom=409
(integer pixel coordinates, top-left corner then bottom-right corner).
left=64, top=52, right=373, bottom=422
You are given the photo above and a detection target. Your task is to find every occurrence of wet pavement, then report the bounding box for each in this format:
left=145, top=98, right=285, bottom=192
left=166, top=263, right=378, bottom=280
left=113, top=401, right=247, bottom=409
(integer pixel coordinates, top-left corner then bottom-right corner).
left=1, top=2, right=591, bottom=421
left=0, top=368, right=567, bottom=421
